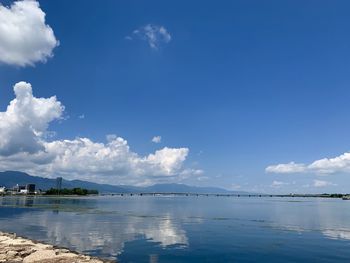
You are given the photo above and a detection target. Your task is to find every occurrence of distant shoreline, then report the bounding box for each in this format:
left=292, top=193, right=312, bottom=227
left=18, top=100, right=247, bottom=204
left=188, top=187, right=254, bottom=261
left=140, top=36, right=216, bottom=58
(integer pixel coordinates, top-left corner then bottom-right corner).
left=0, top=192, right=348, bottom=198
left=0, top=231, right=113, bottom=263
left=100, top=193, right=349, bottom=198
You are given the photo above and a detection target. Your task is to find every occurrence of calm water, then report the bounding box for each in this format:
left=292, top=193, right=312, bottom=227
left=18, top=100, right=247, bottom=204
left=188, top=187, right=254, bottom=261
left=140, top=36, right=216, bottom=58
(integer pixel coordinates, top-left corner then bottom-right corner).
left=0, top=196, right=350, bottom=262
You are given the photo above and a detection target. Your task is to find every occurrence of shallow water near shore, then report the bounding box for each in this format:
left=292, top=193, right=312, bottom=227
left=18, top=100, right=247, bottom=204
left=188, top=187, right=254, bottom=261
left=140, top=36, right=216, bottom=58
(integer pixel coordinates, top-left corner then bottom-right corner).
left=1, top=196, right=350, bottom=262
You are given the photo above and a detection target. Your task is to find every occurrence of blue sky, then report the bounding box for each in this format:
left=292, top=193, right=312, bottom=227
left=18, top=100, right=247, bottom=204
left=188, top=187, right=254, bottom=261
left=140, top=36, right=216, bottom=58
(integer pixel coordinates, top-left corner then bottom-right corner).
left=1, top=0, right=350, bottom=193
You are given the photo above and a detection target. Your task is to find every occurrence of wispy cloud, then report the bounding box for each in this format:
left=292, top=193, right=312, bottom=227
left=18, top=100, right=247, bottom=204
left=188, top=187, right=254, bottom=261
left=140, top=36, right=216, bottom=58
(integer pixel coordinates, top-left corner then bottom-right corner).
left=0, top=0, right=59, bottom=66
left=127, top=24, right=171, bottom=50
left=230, top=183, right=242, bottom=190
left=271, top=180, right=289, bottom=188
left=313, top=180, right=336, bottom=188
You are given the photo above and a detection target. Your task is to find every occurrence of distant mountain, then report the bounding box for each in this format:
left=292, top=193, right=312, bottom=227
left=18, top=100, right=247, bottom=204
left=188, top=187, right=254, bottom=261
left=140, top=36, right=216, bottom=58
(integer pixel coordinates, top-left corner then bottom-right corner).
left=0, top=171, right=58, bottom=190
left=0, top=171, right=130, bottom=193
left=0, top=171, right=249, bottom=194
left=58, top=179, right=131, bottom=193
left=140, top=183, right=243, bottom=194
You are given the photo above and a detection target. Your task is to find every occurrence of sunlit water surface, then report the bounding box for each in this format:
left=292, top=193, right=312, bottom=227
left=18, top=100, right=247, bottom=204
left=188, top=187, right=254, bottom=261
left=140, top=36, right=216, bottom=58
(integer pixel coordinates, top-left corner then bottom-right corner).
left=0, top=196, right=350, bottom=262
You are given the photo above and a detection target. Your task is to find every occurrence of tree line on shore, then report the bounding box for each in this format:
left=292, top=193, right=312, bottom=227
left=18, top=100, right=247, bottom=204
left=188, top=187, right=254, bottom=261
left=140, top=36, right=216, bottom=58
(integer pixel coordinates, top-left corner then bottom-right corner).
left=45, top=188, right=99, bottom=195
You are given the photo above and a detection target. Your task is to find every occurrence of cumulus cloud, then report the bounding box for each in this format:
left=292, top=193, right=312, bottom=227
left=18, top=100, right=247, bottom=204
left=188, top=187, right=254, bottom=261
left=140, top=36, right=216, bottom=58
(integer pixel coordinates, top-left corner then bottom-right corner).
left=266, top=152, right=350, bottom=175
left=0, top=0, right=59, bottom=66
left=307, top=153, right=350, bottom=174
left=0, top=81, right=63, bottom=156
left=146, top=147, right=188, bottom=175
left=313, top=180, right=336, bottom=188
left=0, top=82, right=197, bottom=185
left=128, top=24, right=171, bottom=50
left=26, top=138, right=189, bottom=184
left=152, top=136, right=161, bottom=143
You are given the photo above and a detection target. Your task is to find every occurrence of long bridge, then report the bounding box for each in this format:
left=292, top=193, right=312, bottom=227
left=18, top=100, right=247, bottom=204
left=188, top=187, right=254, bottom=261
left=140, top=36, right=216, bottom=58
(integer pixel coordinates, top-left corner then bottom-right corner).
left=99, top=193, right=344, bottom=198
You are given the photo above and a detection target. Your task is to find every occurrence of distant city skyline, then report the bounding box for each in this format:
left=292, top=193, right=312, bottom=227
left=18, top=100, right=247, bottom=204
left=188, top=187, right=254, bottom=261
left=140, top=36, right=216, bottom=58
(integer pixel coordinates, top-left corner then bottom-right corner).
left=1, top=0, right=350, bottom=193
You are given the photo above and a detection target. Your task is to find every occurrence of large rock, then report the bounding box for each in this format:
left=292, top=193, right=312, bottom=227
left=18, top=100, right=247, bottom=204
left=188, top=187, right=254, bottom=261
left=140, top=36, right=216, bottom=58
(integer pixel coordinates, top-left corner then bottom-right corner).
left=0, top=232, right=111, bottom=263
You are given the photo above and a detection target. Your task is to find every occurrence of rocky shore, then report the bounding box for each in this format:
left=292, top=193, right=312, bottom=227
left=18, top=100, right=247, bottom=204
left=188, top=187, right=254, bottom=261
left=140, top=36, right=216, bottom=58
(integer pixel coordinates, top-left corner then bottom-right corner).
left=0, top=232, right=111, bottom=263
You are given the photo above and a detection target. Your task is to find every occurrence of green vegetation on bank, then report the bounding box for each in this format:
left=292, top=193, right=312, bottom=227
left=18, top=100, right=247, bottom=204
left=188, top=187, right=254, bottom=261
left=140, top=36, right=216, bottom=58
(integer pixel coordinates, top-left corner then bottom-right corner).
left=326, top=194, right=344, bottom=198
left=44, top=188, right=99, bottom=195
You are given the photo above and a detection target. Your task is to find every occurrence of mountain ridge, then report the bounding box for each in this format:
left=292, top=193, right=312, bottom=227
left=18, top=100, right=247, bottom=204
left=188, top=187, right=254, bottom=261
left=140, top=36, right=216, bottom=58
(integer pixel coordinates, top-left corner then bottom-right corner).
left=0, top=171, right=249, bottom=194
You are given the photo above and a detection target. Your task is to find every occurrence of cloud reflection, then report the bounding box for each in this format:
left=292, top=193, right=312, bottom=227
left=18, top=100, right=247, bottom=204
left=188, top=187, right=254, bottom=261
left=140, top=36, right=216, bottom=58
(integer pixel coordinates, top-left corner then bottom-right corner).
left=265, top=198, right=350, bottom=241
left=0, top=196, right=189, bottom=260
left=322, top=229, right=350, bottom=240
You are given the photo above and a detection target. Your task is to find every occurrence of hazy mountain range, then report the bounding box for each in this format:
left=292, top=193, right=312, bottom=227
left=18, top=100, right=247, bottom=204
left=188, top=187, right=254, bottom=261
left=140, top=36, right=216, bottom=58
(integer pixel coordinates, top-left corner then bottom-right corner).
left=0, top=171, right=249, bottom=194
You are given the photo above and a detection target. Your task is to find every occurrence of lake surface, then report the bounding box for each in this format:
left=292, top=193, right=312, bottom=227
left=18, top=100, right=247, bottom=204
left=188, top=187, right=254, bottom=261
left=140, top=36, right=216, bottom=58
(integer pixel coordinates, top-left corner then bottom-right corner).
left=0, top=196, right=350, bottom=262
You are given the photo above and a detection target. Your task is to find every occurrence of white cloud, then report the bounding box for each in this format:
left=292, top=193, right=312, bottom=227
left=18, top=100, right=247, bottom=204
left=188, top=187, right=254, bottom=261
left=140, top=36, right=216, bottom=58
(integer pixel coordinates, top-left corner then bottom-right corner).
left=266, top=162, right=306, bottom=174
left=308, top=153, right=350, bottom=174
left=78, top=114, right=85, bottom=119
left=266, top=152, right=350, bottom=175
left=128, top=24, right=171, bottom=50
left=0, top=82, right=198, bottom=185
left=313, top=180, right=336, bottom=188
left=29, top=139, right=190, bottom=183
left=0, top=81, right=64, bottom=156
left=146, top=147, right=188, bottom=175
left=0, top=0, right=59, bottom=66
left=152, top=136, right=161, bottom=143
